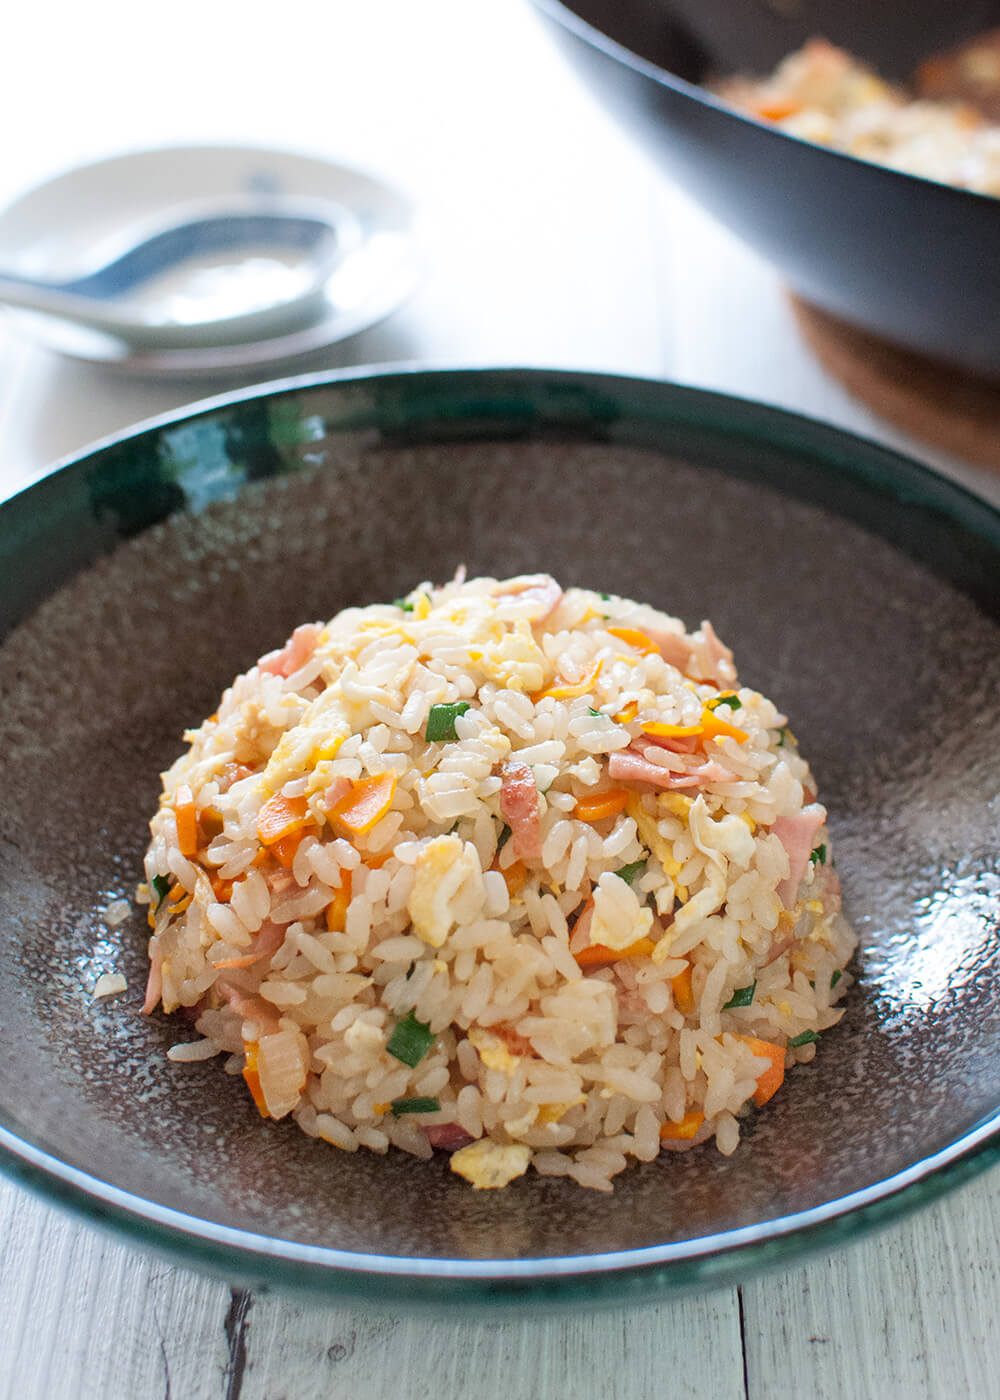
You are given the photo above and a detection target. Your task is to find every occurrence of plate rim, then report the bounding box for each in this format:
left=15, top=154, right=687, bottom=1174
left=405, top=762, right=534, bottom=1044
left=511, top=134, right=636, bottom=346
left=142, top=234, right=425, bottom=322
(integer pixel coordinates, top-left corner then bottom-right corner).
left=0, top=142, right=421, bottom=375
left=2, top=363, right=1000, bottom=1305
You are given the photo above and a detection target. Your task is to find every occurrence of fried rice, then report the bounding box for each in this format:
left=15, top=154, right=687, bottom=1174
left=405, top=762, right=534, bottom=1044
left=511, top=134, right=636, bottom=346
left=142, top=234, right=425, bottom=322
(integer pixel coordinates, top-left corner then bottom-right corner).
left=140, top=573, right=855, bottom=1191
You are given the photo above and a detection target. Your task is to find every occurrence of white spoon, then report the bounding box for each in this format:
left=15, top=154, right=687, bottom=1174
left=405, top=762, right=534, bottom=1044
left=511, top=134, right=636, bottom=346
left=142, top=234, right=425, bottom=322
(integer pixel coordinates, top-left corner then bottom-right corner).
left=0, top=202, right=349, bottom=348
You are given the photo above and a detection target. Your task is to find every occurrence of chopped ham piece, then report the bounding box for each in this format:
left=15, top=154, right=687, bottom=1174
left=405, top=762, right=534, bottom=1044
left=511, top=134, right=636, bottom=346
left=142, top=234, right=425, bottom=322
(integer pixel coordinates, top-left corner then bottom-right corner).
left=493, top=1022, right=535, bottom=1057
left=215, top=981, right=283, bottom=1037
left=640, top=730, right=700, bottom=754
left=258, top=623, right=322, bottom=679
left=691, top=620, right=737, bottom=687
left=771, top=803, right=827, bottom=908
left=763, top=934, right=796, bottom=966
left=640, top=625, right=695, bottom=671
left=499, top=761, right=542, bottom=859
left=423, top=1123, right=477, bottom=1152
left=608, top=748, right=737, bottom=790
left=491, top=574, right=563, bottom=622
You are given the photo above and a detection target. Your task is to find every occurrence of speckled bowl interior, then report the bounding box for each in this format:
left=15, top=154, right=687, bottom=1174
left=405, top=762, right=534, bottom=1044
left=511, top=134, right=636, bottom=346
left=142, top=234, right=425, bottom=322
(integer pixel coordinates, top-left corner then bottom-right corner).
left=1, top=370, right=998, bottom=1307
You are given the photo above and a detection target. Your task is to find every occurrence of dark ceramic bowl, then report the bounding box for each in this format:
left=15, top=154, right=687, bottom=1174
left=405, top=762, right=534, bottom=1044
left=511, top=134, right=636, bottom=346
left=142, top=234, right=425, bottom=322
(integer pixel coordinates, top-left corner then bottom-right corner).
left=1, top=368, right=999, bottom=1309
left=532, top=0, right=1000, bottom=377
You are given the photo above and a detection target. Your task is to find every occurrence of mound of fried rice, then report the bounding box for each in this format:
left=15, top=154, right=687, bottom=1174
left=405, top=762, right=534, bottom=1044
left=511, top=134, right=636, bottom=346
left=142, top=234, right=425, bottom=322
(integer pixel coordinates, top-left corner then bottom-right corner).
left=140, top=573, right=855, bottom=1191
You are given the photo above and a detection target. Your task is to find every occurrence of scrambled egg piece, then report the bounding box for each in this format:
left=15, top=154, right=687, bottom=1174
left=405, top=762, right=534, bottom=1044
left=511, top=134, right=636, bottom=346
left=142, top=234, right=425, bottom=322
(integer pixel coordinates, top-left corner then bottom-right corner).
left=407, top=834, right=484, bottom=947
left=590, top=872, right=654, bottom=952
left=468, top=1026, right=520, bottom=1073
left=449, top=1139, right=532, bottom=1189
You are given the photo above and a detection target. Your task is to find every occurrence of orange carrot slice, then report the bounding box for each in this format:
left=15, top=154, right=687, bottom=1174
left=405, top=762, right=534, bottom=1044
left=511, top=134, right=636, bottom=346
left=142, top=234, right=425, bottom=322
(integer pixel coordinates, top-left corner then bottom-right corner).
left=533, top=658, right=603, bottom=702
left=660, top=1110, right=705, bottom=1140
left=271, top=829, right=308, bottom=869
left=242, top=1042, right=270, bottom=1118
left=257, top=793, right=310, bottom=846
left=573, top=789, right=629, bottom=823
left=737, top=1036, right=786, bottom=1107
left=325, top=869, right=353, bottom=933
left=671, top=963, right=695, bottom=1015
left=607, top=626, right=658, bottom=655
left=574, top=936, right=656, bottom=968
left=612, top=700, right=638, bottom=724
left=329, top=773, right=397, bottom=835
left=641, top=721, right=702, bottom=740
left=174, top=784, right=198, bottom=856
left=699, top=708, right=749, bottom=744
left=502, top=860, right=528, bottom=898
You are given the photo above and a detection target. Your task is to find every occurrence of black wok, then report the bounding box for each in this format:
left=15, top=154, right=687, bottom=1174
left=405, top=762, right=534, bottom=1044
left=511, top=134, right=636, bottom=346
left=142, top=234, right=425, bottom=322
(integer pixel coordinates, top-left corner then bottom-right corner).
left=532, top=0, right=1000, bottom=377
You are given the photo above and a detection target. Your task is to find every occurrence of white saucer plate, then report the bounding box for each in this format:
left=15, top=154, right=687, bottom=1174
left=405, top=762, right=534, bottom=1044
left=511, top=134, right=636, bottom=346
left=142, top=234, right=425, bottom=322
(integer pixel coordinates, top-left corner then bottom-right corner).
left=0, top=145, right=420, bottom=375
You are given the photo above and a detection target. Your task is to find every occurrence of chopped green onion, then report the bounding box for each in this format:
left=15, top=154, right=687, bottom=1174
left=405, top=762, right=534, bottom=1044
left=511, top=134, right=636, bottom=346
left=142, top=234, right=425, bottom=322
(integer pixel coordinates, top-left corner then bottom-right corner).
left=496, top=823, right=512, bottom=854
left=425, top=701, right=471, bottom=741
left=390, top=1096, right=441, bottom=1116
left=393, top=597, right=414, bottom=611
left=809, top=844, right=827, bottom=866
left=386, top=1011, right=434, bottom=1068
left=588, top=706, right=603, bottom=717
left=831, top=969, right=842, bottom=989
left=598, top=592, right=611, bottom=601
left=152, top=874, right=171, bottom=911
left=615, top=859, right=646, bottom=886
left=723, top=982, right=757, bottom=1010
left=788, top=1030, right=819, bottom=1048
left=775, top=726, right=790, bottom=747
left=707, top=695, right=741, bottom=712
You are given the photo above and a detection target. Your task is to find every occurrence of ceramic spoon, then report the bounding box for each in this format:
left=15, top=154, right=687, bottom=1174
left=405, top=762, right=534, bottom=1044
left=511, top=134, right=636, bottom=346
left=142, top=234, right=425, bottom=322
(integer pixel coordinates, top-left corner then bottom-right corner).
left=0, top=204, right=349, bottom=348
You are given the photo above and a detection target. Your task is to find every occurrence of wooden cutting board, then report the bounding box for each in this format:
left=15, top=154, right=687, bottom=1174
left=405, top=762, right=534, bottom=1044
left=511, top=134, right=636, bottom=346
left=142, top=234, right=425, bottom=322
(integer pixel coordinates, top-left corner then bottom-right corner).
left=790, top=296, right=1000, bottom=470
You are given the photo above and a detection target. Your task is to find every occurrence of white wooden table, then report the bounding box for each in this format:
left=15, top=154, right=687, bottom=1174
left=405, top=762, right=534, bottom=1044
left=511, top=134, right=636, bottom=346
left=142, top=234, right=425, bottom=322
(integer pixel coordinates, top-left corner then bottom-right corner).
left=2, top=4, right=999, bottom=1396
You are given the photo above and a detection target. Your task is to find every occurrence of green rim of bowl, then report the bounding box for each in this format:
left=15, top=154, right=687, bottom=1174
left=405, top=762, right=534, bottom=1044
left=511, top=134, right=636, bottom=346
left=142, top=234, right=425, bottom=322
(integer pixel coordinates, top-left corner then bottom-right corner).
left=2, top=365, right=999, bottom=1308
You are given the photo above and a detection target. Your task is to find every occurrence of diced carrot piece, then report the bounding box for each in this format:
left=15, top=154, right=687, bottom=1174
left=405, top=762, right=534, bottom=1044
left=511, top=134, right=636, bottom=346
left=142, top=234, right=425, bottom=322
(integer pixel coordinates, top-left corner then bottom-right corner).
left=502, top=860, right=528, bottom=898
left=257, top=793, right=310, bottom=846
left=699, top=707, right=748, bottom=744
left=607, top=626, right=658, bottom=655
left=174, top=784, right=198, bottom=856
left=738, top=1035, right=786, bottom=1107
left=660, top=1110, right=705, bottom=1140
left=574, top=936, right=656, bottom=968
left=211, top=875, right=233, bottom=903
left=325, top=869, right=353, bottom=933
left=271, top=829, right=308, bottom=869
left=329, top=773, right=397, bottom=835
left=242, top=1042, right=270, bottom=1118
left=671, top=963, right=695, bottom=1015
left=573, top=788, right=629, bottom=823
left=752, top=97, right=802, bottom=121
left=533, top=658, right=603, bottom=702
left=641, top=721, right=702, bottom=740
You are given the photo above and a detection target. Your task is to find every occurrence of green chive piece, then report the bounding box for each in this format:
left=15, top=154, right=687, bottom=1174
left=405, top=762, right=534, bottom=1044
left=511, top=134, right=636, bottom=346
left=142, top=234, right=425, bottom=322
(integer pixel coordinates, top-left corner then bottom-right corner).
left=390, top=1096, right=441, bottom=1116
left=831, top=969, right=843, bottom=989
left=598, top=592, right=611, bottom=601
left=496, top=823, right=512, bottom=853
left=707, top=695, right=741, bottom=712
left=393, top=596, right=414, bottom=612
left=788, top=1030, right=819, bottom=1048
left=615, top=859, right=646, bottom=886
left=775, top=726, right=790, bottom=747
left=588, top=706, right=603, bottom=717
left=809, top=843, right=827, bottom=866
left=386, top=1011, right=434, bottom=1068
left=152, top=874, right=171, bottom=910
left=425, top=701, right=471, bottom=741
left=723, top=982, right=757, bottom=1010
